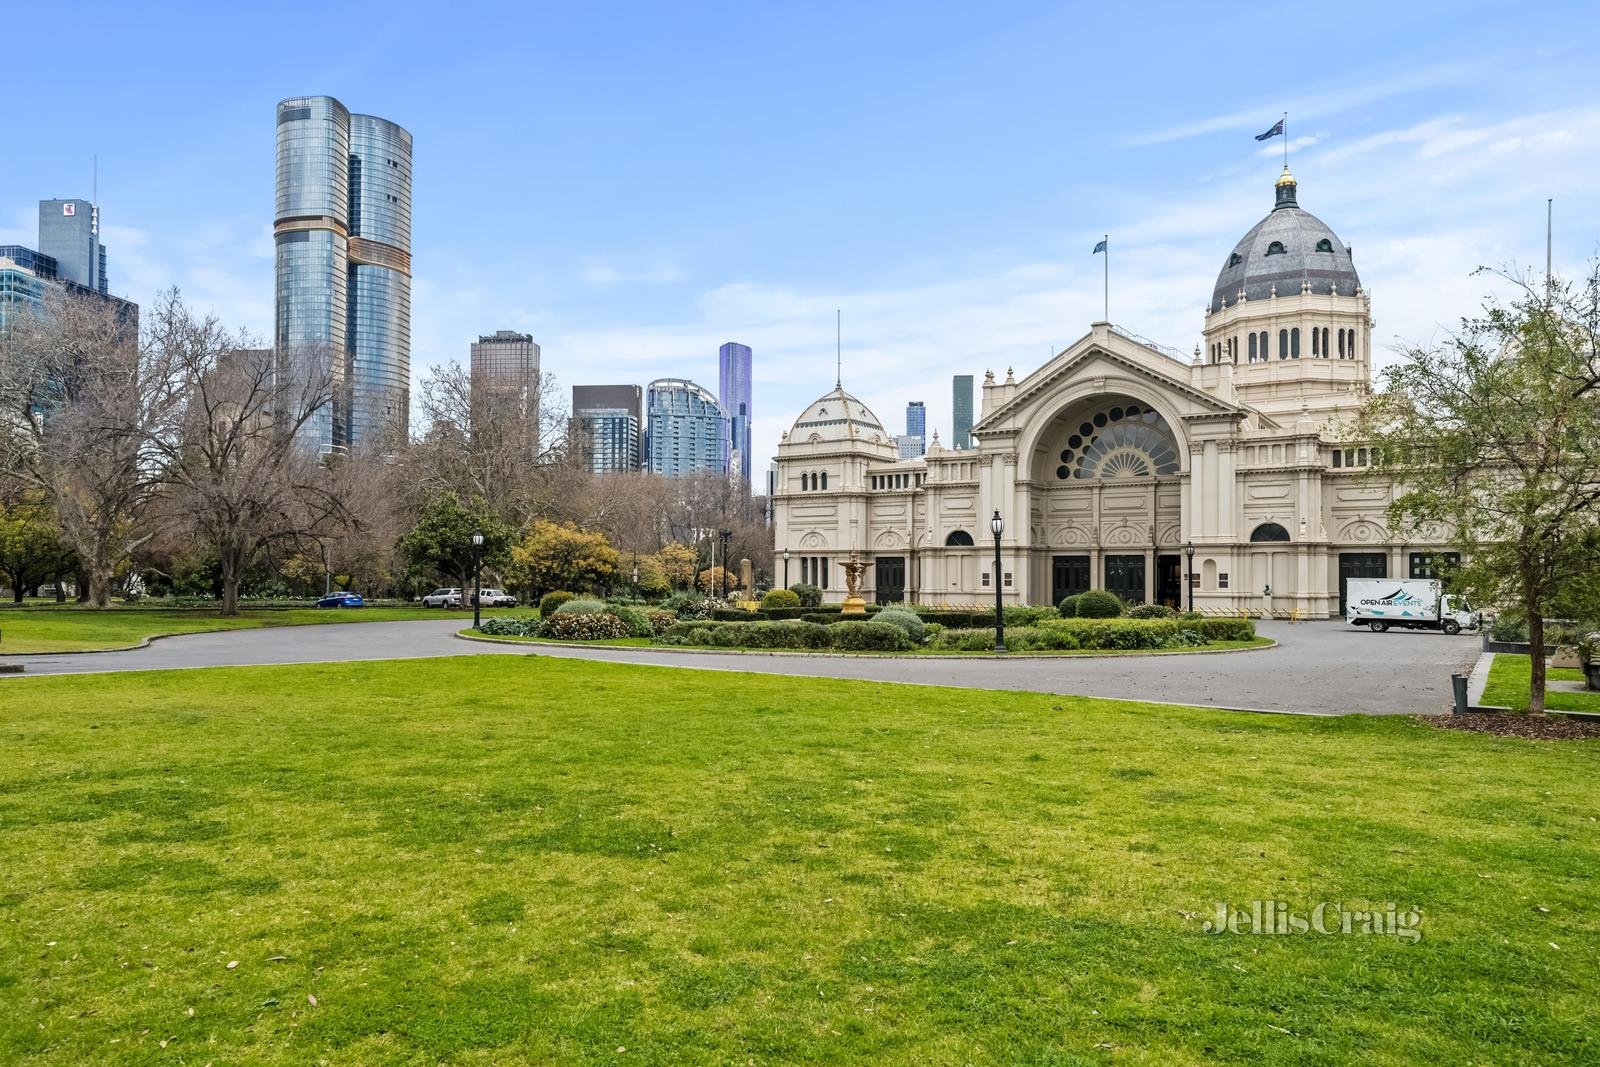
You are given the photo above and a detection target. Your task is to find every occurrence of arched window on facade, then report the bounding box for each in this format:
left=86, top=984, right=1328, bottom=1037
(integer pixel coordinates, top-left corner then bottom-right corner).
left=1248, top=333, right=1257, bottom=362
left=1321, top=326, right=1330, bottom=358
left=945, top=530, right=975, bottom=547
left=1312, top=327, right=1319, bottom=356
left=1291, top=327, right=1300, bottom=358
left=1265, top=241, right=1286, bottom=256
left=1260, top=330, right=1269, bottom=358
left=820, top=471, right=828, bottom=490
left=1279, top=328, right=1289, bottom=359
left=1250, top=522, right=1291, bottom=543
left=1338, top=330, right=1346, bottom=358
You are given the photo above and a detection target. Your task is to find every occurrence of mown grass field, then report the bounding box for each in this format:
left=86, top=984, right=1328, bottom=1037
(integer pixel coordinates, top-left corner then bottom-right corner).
left=1483, top=653, right=1600, bottom=713
left=0, top=605, right=516, bottom=654
left=1, top=657, right=1596, bottom=1064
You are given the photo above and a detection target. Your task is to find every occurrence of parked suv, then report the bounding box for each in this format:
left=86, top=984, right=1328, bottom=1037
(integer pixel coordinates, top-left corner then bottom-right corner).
left=472, top=588, right=518, bottom=607
left=420, top=587, right=463, bottom=608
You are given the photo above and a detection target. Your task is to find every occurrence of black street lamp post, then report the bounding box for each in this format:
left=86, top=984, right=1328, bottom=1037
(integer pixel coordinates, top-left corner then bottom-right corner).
left=991, top=509, right=1006, bottom=653
left=471, top=530, right=484, bottom=630
left=1184, top=540, right=1195, bottom=614
left=719, top=529, right=733, bottom=599
left=783, top=549, right=790, bottom=589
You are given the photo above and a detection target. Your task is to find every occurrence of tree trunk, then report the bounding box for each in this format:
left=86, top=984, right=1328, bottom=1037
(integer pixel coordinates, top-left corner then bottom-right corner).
left=219, top=543, right=244, bottom=616
left=1527, top=606, right=1547, bottom=715
left=53, top=582, right=66, bottom=604
left=87, top=561, right=114, bottom=608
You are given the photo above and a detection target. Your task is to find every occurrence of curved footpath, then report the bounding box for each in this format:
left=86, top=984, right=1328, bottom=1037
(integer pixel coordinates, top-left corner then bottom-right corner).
left=0, top=617, right=1480, bottom=717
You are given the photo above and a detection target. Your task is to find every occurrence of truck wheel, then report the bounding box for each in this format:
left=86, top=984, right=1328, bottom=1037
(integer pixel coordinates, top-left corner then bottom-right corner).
left=1369, top=621, right=1388, bottom=633
left=1443, top=620, right=1461, bottom=635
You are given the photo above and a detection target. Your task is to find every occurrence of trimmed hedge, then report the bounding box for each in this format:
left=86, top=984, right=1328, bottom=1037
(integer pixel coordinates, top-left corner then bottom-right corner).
left=1075, top=590, right=1124, bottom=618
left=1004, top=604, right=1060, bottom=626
left=914, top=609, right=997, bottom=628
left=827, top=620, right=913, bottom=651
left=478, top=615, right=539, bottom=637
left=538, top=591, right=574, bottom=617
left=873, top=608, right=927, bottom=643
left=537, top=611, right=631, bottom=640
left=711, top=607, right=764, bottom=622
left=760, top=588, right=801, bottom=610
left=1192, top=616, right=1256, bottom=641
left=709, top=621, right=832, bottom=650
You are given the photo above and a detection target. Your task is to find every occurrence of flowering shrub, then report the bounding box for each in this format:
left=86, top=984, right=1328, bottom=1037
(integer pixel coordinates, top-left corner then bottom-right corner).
left=537, top=611, right=631, bottom=641
left=645, top=610, right=677, bottom=635
left=1128, top=603, right=1178, bottom=620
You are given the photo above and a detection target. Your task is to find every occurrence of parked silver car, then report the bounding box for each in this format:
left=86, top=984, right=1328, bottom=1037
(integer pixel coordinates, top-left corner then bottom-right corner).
left=472, top=588, right=518, bottom=607
left=420, top=587, right=463, bottom=608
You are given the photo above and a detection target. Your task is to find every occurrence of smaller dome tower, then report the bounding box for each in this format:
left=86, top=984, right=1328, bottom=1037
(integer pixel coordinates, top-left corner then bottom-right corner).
left=1199, top=167, right=1373, bottom=422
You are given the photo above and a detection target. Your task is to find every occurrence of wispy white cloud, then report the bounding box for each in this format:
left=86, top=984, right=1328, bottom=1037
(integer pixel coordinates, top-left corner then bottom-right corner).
left=577, top=260, right=688, bottom=286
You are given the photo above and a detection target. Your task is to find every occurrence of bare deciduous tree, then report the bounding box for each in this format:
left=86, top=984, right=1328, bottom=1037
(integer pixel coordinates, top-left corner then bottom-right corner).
left=0, top=288, right=184, bottom=606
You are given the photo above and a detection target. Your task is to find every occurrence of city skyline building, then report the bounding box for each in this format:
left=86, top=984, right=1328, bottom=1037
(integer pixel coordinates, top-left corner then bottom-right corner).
left=471, top=329, right=542, bottom=448
left=37, top=199, right=107, bottom=295
left=274, top=95, right=413, bottom=453
left=645, top=377, right=728, bottom=477
left=571, top=383, right=644, bottom=474
left=901, top=400, right=926, bottom=459
left=718, top=341, right=753, bottom=483
left=952, top=374, right=974, bottom=450
left=896, top=434, right=925, bottom=460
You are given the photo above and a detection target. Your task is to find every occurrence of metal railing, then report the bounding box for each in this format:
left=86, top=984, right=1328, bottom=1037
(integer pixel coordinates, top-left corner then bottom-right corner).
left=1110, top=324, right=1190, bottom=364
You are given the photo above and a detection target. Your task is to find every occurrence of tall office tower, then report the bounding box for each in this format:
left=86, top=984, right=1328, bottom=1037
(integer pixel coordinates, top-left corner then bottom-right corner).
left=901, top=400, right=926, bottom=458
left=571, top=383, right=643, bottom=473
left=471, top=330, right=541, bottom=398
left=645, top=378, right=728, bottom=477
left=37, top=199, right=107, bottom=295
left=275, top=95, right=412, bottom=453
left=952, top=374, right=975, bottom=450
left=718, top=341, right=753, bottom=482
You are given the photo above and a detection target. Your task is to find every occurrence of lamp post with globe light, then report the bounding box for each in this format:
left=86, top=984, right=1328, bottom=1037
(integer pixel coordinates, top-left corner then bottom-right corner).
left=471, top=531, right=485, bottom=630
left=1185, top=541, right=1195, bottom=614
left=991, top=510, right=1006, bottom=653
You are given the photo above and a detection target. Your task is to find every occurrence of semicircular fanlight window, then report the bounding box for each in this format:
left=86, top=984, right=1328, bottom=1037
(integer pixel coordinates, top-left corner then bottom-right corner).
left=1056, top=405, right=1181, bottom=481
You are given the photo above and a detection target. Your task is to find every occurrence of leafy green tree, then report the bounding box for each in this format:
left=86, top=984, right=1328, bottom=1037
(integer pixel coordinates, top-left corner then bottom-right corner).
left=397, top=495, right=513, bottom=593
left=0, top=495, right=78, bottom=603
left=1359, top=265, right=1600, bottom=712
left=506, top=520, right=619, bottom=599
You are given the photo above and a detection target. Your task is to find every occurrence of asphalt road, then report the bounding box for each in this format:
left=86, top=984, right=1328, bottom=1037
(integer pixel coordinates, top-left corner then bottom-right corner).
left=0, top=618, right=1480, bottom=716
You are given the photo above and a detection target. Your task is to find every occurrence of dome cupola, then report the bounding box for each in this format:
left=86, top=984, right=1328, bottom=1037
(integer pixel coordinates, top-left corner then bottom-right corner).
left=1210, top=169, right=1360, bottom=312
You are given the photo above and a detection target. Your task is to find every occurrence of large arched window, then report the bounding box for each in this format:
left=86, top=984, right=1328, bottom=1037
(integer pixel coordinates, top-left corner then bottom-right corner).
left=1053, top=402, right=1181, bottom=481
left=1279, top=329, right=1289, bottom=360
left=1248, top=333, right=1258, bottom=362
left=1291, top=327, right=1301, bottom=358
left=1321, top=326, right=1330, bottom=358
left=945, top=530, right=975, bottom=546
left=819, top=471, right=828, bottom=490
left=1312, top=327, right=1319, bottom=356
left=1250, top=522, right=1291, bottom=543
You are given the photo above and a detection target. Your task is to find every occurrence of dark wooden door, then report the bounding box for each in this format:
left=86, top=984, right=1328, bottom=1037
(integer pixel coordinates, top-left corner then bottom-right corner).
left=1338, top=553, right=1387, bottom=615
left=875, top=556, right=905, bottom=605
left=1157, top=554, right=1182, bottom=609
left=1105, top=555, right=1146, bottom=605
left=1051, top=555, right=1091, bottom=606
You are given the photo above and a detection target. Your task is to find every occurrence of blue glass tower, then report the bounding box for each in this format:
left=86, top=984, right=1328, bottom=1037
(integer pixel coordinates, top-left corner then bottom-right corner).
left=646, top=378, right=728, bottom=477
left=275, top=96, right=412, bottom=453
left=718, top=341, right=752, bottom=482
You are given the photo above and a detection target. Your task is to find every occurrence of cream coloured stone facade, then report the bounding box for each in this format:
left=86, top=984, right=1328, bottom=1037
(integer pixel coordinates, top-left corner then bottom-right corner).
left=772, top=169, right=1457, bottom=615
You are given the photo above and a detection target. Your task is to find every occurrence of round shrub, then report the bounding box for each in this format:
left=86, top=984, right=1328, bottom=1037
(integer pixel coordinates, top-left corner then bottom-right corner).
left=554, top=597, right=608, bottom=616
left=827, top=620, right=912, bottom=651
left=761, top=588, right=801, bottom=611
left=1127, top=603, right=1177, bottom=620
left=607, top=604, right=653, bottom=637
left=645, top=609, right=677, bottom=635
left=537, top=611, right=630, bottom=641
left=538, top=590, right=574, bottom=617
left=873, top=608, right=926, bottom=643
left=789, top=583, right=823, bottom=608
left=1074, top=590, right=1124, bottom=618
left=1058, top=594, right=1082, bottom=618
left=478, top=615, right=538, bottom=637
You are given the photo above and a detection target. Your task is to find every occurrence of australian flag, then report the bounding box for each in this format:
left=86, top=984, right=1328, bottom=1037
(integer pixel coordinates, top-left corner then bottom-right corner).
left=1092, top=239, right=1107, bottom=254
left=1255, top=118, right=1285, bottom=141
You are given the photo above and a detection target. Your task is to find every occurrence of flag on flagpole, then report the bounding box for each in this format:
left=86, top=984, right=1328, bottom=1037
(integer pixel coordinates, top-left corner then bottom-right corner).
left=1255, top=118, right=1284, bottom=141
left=1092, top=238, right=1107, bottom=254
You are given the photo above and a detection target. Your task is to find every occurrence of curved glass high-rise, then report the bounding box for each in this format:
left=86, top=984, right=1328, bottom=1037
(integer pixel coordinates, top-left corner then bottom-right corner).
left=275, top=96, right=411, bottom=452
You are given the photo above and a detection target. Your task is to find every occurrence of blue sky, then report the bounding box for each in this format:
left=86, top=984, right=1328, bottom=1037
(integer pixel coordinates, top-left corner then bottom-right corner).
left=4, top=1, right=1598, bottom=473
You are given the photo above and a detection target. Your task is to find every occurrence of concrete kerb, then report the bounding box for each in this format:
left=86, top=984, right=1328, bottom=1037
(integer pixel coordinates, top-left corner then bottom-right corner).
left=452, top=629, right=1279, bottom=661
left=1465, top=650, right=1514, bottom=713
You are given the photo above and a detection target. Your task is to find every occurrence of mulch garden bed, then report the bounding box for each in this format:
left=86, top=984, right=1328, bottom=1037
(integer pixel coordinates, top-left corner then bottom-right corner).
left=1419, top=713, right=1600, bottom=741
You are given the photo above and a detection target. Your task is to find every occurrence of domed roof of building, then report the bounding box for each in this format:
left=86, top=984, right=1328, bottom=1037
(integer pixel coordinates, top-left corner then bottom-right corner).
left=1210, top=167, right=1361, bottom=312
left=785, top=385, right=890, bottom=447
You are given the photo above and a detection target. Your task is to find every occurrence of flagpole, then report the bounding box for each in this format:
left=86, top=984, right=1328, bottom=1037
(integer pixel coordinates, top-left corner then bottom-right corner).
left=1103, top=234, right=1109, bottom=322
left=1282, top=111, right=1288, bottom=168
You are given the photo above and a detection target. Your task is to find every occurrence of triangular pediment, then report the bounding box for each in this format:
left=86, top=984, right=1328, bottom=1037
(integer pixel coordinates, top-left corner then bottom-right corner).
left=973, top=327, right=1254, bottom=433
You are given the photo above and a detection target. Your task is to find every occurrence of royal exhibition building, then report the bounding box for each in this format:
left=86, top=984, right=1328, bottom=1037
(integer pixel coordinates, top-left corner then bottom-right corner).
left=772, top=167, right=1461, bottom=618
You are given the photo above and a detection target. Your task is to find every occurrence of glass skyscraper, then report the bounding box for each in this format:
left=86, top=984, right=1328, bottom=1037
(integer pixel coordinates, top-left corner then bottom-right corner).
left=275, top=96, right=412, bottom=453
left=952, top=374, right=975, bottom=450
left=718, top=342, right=752, bottom=482
left=900, top=400, right=926, bottom=458
left=37, top=199, right=107, bottom=295
left=572, top=384, right=643, bottom=473
left=646, top=378, right=728, bottom=477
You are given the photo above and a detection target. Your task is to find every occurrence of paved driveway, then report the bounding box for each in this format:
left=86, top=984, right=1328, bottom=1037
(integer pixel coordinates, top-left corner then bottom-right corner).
left=1, top=618, right=1479, bottom=716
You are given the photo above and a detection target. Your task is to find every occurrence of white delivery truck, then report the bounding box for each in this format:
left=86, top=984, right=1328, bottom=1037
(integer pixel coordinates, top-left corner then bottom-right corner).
left=1345, top=578, right=1480, bottom=635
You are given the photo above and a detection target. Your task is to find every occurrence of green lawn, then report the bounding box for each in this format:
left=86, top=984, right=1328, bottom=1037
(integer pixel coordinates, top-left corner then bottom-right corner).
left=0, top=605, right=518, bottom=654
left=1483, top=653, right=1600, bottom=713
left=2, top=659, right=1596, bottom=1063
